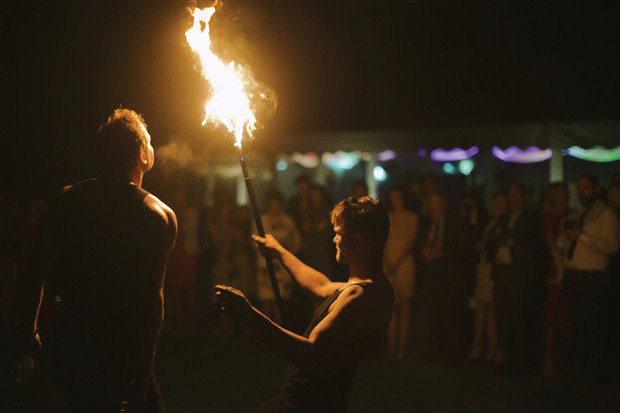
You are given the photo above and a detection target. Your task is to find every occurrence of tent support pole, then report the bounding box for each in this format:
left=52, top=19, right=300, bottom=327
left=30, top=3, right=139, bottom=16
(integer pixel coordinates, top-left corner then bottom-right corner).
left=550, top=147, right=563, bottom=182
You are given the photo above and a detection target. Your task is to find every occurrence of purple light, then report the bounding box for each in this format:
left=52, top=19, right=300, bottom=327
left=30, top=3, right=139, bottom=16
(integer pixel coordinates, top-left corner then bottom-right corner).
left=492, top=146, right=552, bottom=163
left=418, top=148, right=427, bottom=157
left=378, top=150, right=397, bottom=161
left=430, top=146, right=479, bottom=162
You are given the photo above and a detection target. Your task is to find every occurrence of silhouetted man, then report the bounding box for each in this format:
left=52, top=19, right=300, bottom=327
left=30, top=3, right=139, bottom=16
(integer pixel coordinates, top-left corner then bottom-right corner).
left=21, top=109, right=177, bottom=411
left=215, top=196, right=393, bottom=412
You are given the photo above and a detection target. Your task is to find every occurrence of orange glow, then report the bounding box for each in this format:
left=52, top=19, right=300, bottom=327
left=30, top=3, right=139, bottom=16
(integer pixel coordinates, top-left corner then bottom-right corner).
left=185, top=6, right=256, bottom=148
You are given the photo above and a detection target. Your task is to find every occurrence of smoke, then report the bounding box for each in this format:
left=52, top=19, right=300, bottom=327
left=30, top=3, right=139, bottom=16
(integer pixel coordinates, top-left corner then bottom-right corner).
left=156, top=137, right=207, bottom=177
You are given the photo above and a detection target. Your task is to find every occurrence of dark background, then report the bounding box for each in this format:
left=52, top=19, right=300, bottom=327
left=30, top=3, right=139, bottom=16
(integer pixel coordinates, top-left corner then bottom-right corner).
left=2, top=0, right=619, bottom=193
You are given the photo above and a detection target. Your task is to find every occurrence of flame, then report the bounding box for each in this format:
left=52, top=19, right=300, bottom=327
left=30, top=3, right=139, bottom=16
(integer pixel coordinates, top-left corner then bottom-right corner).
left=185, top=6, right=256, bottom=148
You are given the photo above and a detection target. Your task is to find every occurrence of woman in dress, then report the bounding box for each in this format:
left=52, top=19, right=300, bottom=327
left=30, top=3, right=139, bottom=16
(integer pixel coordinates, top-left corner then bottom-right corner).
left=468, top=192, right=506, bottom=362
left=384, top=187, right=418, bottom=361
left=540, top=182, right=570, bottom=376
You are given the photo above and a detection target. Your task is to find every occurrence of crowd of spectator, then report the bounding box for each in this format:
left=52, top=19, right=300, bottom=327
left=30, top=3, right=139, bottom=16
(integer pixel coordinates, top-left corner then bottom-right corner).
left=2, top=170, right=620, bottom=386
left=402, top=172, right=620, bottom=385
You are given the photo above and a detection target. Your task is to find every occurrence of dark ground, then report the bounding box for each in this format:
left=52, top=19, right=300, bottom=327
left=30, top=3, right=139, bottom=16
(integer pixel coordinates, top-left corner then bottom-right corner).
left=4, top=330, right=620, bottom=412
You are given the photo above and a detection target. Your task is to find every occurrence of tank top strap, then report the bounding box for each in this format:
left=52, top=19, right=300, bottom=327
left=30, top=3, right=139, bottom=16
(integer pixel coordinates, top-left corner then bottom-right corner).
left=338, top=280, right=379, bottom=293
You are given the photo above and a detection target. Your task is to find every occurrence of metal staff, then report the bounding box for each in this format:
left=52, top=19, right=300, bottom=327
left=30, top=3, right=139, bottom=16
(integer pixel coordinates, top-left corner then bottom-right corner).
left=237, top=146, right=285, bottom=321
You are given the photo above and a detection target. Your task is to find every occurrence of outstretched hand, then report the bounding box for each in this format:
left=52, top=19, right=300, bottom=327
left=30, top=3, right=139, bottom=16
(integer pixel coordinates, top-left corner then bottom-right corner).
left=214, top=285, right=253, bottom=318
left=252, top=234, right=284, bottom=259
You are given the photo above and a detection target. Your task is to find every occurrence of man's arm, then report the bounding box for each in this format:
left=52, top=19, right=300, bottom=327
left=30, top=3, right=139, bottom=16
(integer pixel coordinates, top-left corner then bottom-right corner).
left=132, top=197, right=177, bottom=405
left=19, top=191, right=66, bottom=342
left=253, top=234, right=344, bottom=299
left=216, top=284, right=376, bottom=369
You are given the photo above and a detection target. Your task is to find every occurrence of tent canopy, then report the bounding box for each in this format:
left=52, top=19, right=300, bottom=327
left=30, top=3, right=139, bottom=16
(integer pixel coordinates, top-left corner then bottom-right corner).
left=260, top=121, right=620, bottom=153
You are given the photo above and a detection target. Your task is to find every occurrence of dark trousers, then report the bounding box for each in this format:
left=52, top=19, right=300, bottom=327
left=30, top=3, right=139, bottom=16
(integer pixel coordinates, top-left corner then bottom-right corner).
left=563, top=269, right=613, bottom=382
left=493, top=266, right=529, bottom=368
left=419, top=268, right=466, bottom=362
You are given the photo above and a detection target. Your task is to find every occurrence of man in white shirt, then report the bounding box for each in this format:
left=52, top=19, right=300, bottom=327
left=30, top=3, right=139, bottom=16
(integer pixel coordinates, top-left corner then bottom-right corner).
left=560, top=174, right=619, bottom=383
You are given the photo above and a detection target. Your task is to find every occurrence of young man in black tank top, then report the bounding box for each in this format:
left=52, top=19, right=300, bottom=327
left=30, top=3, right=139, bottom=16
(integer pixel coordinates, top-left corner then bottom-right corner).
left=216, top=196, right=394, bottom=412
left=20, top=109, right=177, bottom=412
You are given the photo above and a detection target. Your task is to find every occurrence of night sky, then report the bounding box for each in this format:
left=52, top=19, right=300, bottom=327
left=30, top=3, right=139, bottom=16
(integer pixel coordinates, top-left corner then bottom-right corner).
left=3, top=0, right=619, bottom=193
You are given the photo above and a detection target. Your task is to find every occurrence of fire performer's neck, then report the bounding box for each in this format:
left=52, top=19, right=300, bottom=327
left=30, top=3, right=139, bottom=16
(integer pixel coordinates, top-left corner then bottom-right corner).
left=100, top=167, right=145, bottom=188
left=347, top=253, right=385, bottom=281
left=129, top=168, right=144, bottom=187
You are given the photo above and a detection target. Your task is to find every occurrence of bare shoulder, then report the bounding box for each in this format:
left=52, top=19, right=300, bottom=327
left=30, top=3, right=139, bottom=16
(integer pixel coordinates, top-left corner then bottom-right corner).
left=341, top=281, right=392, bottom=303
left=143, top=194, right=178, bottom=240
left=333, top=282, right=391, bottom=321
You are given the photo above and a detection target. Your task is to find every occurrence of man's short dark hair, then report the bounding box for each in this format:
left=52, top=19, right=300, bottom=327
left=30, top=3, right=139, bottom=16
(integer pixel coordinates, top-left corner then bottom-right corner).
left=420, top=174, right=438, bottom=184
left=266, top=190, right=284, bottom=205
left=294, top=174, right=312, bottom=186
left=353, top=181, right=368, bottom=190
left=386, top=186, right=407, bottom=212
left=95, top=108, right=149, bottom=177
left=578, top=173, right=599, bottom=187
left=330, top=196, right=390, bottom=253
left=491, top=189, right=507, bottom=201
left=508, top=182, right=528, bottom=195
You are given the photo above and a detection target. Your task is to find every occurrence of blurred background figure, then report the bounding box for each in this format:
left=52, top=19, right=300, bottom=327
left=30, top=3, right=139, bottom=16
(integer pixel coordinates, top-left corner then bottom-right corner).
left=287, top=175, right=312, bottom=235
left=352, top=181, right=369, bottom=198
left=468, top=192, right=504, bottom=363
left=301, top=185, right=334, bottom=276
left=258, top=191, right=302, bottom=323
left=459, top=191, right=489, bottom=359
left=560, top=174, right=619, bottom=384
left=165, top=190, right=200, bottom=332
left=609, top=182, right=620, bottom=378
left=539, top=183, right=570, bottom=376
left=230, top=206, right=257, bottom=298
left=203, top=192, right=238, bottom=336
left=384, top=187, right=418, bottom=361
left=208, top=196, right=236, bottom=288
left=407, top=179, right=422, bottom=214
left=488, top=183, right=544, bottom=373
left=419, top=175, right=439, bottom=217
left=608, top=182, right=620, bottom=211
left=416, top=193, right=467, bottom=365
